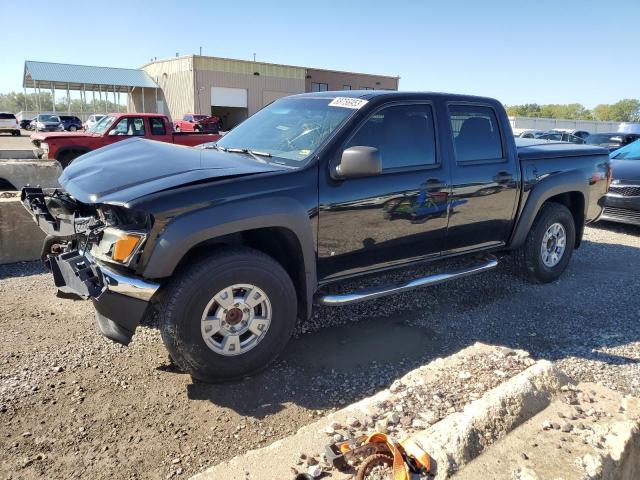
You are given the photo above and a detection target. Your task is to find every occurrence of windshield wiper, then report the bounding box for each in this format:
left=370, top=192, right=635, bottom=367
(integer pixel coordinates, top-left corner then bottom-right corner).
left=224, top=147, right=272, bottom=162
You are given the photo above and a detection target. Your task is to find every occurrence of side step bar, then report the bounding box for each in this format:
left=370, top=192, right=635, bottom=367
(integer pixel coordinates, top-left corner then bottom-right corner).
left=318, top=255, right=498, bottom=306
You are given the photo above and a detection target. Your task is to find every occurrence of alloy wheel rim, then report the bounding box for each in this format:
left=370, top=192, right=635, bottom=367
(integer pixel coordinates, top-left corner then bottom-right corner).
left=200, top=284, right=272, bottom=356
left=541, top=222, right=566, bottom=267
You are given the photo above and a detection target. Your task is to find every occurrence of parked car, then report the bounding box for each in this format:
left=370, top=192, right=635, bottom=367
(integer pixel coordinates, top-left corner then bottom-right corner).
left=514, top=129, right=545, bottom=139
left=20, top=118, right=33, bottom=130
left=59, top=115, right=83, bottom=132
left=0, top=113, right=21, bottom=136
left=30, top=113, right=221, bottom=167
left=21, top=91, right=610, bottom=382
left=33, top=114, right=63, bottom=132
left=174, top=113, right=223, bottom=132
left=585, top=133, right=640, bottom=152
left=84, top=114, right=105, bottom=131
left=536, top=131, right=585, bottom=144
left=600, top=140, right=640, bottom=226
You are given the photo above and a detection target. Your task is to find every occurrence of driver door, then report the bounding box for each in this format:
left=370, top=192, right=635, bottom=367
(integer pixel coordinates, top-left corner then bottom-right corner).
left=104, top=117, right=147, bottom=146
left=317, top=102, right=450, bottom=281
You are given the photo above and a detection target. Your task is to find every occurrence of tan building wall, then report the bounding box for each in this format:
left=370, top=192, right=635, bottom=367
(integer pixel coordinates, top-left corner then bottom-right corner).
left=305, top=68, right=399, bottom=92
left=194, top=56, right=305, bottom=119
left=138, top=57, right=195, bottom=122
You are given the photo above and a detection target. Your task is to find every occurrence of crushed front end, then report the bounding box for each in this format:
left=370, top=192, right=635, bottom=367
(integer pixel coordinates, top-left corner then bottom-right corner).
left=21, top=187, right=159, bottom=345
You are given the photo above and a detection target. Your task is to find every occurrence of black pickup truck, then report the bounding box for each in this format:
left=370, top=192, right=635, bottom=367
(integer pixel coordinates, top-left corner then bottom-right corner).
left=22, top=91, right=610, bottom=382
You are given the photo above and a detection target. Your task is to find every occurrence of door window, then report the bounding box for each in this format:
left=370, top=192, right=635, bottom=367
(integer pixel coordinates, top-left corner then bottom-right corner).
left=110, top=117, right=146, bottom=136
left=150, top=117, right=166, bottom=135
left=449, top=105, right=503, bottom=162
left=345, top=104, right=437, bottom=169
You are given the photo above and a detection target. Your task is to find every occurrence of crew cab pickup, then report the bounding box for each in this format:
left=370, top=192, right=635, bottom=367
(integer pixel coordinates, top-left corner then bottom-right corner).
left=30, top=113, right=220, bottom=168
left=22, top=91, right=610, bottom=383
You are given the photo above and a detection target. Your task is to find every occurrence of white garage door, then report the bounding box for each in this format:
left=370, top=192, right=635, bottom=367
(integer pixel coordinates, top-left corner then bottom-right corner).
left=211, top=87, right=248, bottom=108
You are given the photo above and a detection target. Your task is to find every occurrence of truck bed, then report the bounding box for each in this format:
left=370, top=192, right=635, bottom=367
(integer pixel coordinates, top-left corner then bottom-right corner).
left=516, top=138, right=606, bottom=160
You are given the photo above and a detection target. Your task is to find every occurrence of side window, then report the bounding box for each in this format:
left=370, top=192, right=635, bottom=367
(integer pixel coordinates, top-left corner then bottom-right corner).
left=110, top=117, right=146, bottom=136
left=184, top=115, right=193, bottom=122
left=150, top=117, right=166, bottom=135
left=345, top=104, right=437, bottom=169
left=449, top=105, right=503, bottom=162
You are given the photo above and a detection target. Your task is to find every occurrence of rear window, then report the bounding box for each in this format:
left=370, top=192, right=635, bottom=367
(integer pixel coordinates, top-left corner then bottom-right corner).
left=0, top=113, right=16, bottom=120
left=449, top=105, right=503, bottom=162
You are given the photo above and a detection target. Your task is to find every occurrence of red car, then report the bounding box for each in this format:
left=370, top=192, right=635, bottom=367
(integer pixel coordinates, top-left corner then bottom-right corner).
left=31, top=113, right=221, bottom=168
left=174, top=113, right=222, bottom=133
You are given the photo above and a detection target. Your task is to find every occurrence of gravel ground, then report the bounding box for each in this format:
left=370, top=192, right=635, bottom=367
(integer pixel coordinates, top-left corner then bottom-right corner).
left=1, top=221, right=639, bottom=479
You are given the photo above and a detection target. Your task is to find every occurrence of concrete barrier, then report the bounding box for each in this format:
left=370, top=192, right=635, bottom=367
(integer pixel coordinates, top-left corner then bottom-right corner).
left=0, top=161, right=61, bottom=190
left=0, top=150, right=35, bottom=159
left=0, top=193, right=45, bottom=264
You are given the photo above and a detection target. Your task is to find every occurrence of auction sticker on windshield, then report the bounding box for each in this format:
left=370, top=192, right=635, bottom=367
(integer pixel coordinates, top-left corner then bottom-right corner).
left=328, top=97, right=368, bottom=109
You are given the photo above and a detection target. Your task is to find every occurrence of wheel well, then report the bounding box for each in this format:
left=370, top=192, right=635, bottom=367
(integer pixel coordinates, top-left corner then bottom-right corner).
left=0, top=178, right=17, bottom=190
left=544, top=191, right=585, bottom=247
left=56, top=147, right=90, bottom=161
left=174, top=227, right=308, bottom=320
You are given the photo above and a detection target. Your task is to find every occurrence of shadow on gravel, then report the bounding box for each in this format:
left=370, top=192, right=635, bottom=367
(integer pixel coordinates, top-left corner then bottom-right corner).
left=591, top=220, right=640, bottom=236
left=186, top=237, right=640, bottom=416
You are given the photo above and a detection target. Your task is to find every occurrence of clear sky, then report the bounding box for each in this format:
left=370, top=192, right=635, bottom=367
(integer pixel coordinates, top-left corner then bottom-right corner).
left=1, top=0, right=638, bottom=107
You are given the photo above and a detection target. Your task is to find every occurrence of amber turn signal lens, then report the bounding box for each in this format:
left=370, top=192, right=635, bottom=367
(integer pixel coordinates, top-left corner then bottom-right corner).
left=112, top=234, right=142, bottom=262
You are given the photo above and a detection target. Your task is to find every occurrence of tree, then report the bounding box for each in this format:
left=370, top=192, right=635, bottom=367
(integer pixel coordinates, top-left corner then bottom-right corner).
left=0, top=91, right=126, bottom=114
left=507, top=99, right=640, bottom=122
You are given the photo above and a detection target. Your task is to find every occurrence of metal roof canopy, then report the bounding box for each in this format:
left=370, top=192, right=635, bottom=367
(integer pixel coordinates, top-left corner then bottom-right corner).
left=23, top=60, right=158, bottom=93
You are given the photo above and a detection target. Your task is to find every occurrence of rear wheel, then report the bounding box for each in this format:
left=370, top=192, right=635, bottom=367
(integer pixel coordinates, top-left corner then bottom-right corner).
left=69, top=126, right=77, bottom=132
left=159, top=247, right=297, bottom=383
left=514, top=202, right=576, bottom=283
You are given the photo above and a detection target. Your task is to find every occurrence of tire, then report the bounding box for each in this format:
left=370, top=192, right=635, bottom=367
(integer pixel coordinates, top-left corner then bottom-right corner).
left=159, top=246, right=297, bottom=383
left=57, top=151, right=81, bottom=169
left=69, top=126, right=77, bottom=132
left=514, top=202, right=576, bottom=283
left=193, top=125, right=201, bottom=132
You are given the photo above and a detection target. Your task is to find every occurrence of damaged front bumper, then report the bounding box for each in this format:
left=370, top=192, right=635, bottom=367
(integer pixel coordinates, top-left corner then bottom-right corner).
left=21, top=186, right=159, bottom=346
left=51, top=250, right=159, bottom=345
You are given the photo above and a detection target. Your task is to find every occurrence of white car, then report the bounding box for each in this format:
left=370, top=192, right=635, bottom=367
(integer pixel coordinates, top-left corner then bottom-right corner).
left=84, top=114, right=106, bottom=131
left=0, top=113, right=20, bottom=136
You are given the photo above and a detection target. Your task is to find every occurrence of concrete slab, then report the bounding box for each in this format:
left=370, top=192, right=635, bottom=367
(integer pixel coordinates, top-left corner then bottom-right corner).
left=0, top=193, right=45, bottom=264
left=0, top=160, right=61, bottom=190
left=192, top=344, right=569, bottom=480
left=0, top=150, right=35, bottom=159
left=452, top=382, right=640, bottom=480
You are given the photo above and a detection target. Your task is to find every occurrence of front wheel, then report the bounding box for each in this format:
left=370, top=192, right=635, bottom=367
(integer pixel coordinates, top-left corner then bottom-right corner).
left=514, top=202, right=576, bottom=283
left=159, top=247, right=297, bottom=383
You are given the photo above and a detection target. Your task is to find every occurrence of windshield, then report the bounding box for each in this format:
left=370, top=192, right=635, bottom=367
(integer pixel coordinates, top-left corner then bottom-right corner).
left=88, top=115, right=117, bottom=134
left=38, top=114, right=57, bottom=122
left=611, top=140, right=640, bottom=160
left=216, top=97, right=358, bottom=165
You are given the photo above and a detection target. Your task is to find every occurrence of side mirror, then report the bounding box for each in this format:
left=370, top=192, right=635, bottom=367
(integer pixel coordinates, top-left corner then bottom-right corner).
left=333, top=146, right=382, bottom=179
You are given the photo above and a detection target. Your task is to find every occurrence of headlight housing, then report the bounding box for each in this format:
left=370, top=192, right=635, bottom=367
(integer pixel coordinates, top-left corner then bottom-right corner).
left=92, top=227, right=146, bottom=265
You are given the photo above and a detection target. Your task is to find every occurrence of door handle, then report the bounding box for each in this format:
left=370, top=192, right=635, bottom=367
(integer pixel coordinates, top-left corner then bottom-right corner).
left=494, top=171, right=513, bottom=183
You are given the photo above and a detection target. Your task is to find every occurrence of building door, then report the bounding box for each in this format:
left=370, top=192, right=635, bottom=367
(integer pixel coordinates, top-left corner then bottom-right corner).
left=211, top=87, right=248, bottom=129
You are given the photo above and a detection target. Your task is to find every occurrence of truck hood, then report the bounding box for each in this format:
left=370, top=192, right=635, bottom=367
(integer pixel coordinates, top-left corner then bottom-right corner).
left=59, top=138, right=288, bottom=205
left=31, top=131, right=97, bottom=141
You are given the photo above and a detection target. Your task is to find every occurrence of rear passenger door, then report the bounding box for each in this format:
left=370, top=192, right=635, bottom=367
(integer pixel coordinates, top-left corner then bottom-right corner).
left=444, top=103, right=519, bottom=253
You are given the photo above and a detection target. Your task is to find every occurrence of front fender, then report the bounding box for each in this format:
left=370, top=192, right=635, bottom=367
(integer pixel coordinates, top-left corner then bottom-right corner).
left=509, top=169, right=589, bottom=249
left=140, top=196, right=317, bottom=307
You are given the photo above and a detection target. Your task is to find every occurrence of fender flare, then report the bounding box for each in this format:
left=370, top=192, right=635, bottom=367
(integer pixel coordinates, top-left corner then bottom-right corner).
left=141, top=196, right=317, bottom=316
left=509, top=170, right=589, bottom=250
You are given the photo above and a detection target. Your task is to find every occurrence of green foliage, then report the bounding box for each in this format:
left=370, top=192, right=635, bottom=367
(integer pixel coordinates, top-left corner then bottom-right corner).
left=506, top=99, right=640, bottom=122
left=0, top=91, right=126, bottom=114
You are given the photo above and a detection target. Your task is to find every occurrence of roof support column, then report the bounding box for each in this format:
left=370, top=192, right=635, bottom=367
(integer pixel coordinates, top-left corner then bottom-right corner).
left=92, top=89, right=96, bottom=113
left=113, top=85, right=116, bottom=112
left=51, top=84, right=56, bottom=113
left=155, top=88, right=158, bottom=113
left=23, top=86, right=27, bottom=113
left=67, top=83, right=71, bottom=113
left=80, top=85, right=84, bottom=118
left=142, top=87, right=145, bottom=113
